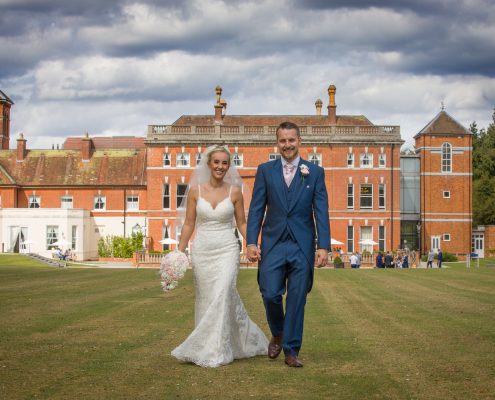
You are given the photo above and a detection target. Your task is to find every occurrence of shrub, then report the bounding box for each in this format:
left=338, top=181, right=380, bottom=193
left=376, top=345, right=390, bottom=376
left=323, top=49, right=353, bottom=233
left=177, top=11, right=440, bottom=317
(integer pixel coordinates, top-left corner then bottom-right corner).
left=420, top=252, right=458, bottom=262
left=362, top=250, right=372, bottom=257
left=442, top=251, right=458, bottom=262
left=333, top=256, right=342, bottom=264
left=97, top=232, right=144, bottom=258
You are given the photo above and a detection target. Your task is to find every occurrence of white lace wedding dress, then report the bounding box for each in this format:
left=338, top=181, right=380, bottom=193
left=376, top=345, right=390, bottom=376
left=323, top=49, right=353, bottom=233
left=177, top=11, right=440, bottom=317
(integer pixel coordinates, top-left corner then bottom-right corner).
left=171, top=190, right=268, bottom=367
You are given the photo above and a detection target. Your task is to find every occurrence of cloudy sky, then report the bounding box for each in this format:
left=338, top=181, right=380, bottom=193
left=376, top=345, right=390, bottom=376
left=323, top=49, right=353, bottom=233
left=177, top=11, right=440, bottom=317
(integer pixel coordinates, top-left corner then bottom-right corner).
left=1, top=0, right=494, bottom=150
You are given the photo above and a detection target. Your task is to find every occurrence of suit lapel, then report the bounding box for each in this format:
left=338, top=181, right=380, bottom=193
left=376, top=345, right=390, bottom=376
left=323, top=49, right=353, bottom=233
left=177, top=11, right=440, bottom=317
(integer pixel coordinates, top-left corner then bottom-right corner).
left=271, top=158, right=288, bottom=211
left=288, top=159, right=306, bottom=213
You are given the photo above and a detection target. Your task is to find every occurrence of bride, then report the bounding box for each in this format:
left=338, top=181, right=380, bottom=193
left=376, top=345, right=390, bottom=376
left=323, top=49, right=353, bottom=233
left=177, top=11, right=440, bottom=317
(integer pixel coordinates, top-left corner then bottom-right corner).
left=172, top=145, right=268, bottom=367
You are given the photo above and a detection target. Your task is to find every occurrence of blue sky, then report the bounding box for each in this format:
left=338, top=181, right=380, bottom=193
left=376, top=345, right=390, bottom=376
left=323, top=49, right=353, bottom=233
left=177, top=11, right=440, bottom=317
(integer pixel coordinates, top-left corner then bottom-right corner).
left=1, top=0, right=494, bottom=149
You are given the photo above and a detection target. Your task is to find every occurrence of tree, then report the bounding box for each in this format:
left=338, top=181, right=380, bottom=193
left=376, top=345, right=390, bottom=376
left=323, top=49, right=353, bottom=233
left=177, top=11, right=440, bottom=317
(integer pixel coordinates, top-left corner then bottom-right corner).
left=472, top=110, right=495, bottom=225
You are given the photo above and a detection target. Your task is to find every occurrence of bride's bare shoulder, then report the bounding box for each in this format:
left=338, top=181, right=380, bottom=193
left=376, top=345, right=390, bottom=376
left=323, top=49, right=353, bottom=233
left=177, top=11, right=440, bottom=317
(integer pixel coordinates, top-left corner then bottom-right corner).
left=230, top=185, right=243, bottom=199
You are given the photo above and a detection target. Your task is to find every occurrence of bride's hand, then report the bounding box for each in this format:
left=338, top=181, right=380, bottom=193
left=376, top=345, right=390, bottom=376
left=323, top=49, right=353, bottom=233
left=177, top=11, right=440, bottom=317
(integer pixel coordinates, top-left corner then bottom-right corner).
left=247, top=245, right=260, bottom=262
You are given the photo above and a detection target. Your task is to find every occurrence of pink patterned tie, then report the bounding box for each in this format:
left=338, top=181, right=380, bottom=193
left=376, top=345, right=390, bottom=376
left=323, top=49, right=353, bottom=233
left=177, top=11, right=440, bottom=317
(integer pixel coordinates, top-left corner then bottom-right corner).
left=284, top=163, right=296, bottom=186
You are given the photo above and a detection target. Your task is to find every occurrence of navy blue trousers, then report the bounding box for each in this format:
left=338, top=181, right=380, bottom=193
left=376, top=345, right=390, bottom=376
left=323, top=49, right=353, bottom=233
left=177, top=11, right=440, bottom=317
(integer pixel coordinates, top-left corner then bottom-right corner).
left=259, top=235, right=310, bottom=356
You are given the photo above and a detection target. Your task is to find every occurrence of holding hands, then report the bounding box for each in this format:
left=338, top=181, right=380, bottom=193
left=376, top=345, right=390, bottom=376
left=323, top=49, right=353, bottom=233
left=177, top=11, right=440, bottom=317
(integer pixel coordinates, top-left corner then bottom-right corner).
left=247, top=245, right=261, bottom=262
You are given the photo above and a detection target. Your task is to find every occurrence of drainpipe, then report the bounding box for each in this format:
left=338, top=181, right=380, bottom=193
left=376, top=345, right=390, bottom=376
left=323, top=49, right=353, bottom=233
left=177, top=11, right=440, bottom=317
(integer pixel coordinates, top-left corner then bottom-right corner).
left=391, top=144, right=394, bottom=251
left=123, top=188, right=127, bottom=237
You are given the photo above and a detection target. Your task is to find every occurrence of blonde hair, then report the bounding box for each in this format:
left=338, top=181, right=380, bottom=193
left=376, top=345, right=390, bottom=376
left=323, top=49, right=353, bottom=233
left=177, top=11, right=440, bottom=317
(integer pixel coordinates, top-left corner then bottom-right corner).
left=207, top=145, right=231, bottom=165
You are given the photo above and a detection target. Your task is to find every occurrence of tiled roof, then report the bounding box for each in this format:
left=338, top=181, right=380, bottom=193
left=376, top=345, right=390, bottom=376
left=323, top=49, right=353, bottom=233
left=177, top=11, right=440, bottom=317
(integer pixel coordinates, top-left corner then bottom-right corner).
left=63, top=136, right=146, bottom=150
left=415, top=111, right=470, bottom=137
left=172, top=114, right=373, bottom=126
left=0, top=90, right=14, bottom=104
left=0, top=149, right=146, bottom=186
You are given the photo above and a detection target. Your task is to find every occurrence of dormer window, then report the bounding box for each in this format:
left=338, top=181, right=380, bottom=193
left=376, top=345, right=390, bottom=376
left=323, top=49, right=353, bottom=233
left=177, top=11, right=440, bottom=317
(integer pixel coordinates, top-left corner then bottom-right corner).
left=28, top=196, right=40, bottom=208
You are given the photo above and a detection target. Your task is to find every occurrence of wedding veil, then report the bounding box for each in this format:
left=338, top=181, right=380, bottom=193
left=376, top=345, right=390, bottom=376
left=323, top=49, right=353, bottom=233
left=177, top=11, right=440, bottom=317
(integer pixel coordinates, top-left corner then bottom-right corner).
left=177, top=145, right=244, bottom=226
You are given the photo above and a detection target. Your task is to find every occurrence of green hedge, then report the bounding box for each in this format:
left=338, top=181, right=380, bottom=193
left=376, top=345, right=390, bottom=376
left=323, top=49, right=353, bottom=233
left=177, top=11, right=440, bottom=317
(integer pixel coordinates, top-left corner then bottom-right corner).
left=420, top=251, right=458, bottom=262
left=98, top=232, right=144, bottom=258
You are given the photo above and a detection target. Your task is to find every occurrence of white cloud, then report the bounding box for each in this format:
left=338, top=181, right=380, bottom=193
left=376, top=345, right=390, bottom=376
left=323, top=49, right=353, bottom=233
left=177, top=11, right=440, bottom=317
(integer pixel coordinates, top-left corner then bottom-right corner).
left=1, top=0, right=494, bottom=150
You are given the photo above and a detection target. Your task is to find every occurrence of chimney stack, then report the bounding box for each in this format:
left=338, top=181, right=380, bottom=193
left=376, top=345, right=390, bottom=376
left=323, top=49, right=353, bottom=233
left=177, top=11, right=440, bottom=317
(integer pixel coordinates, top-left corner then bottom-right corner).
left=315, top=99, right=323, bottom=116
left=0, top=90, right=14, bottom=150
left=16, top=132, right=26, bottom=162
left=214, top=85, right=227, bottom=123
left=327, top=85, right=337, bottom=124
left=82, top=132, right=93, bottom=162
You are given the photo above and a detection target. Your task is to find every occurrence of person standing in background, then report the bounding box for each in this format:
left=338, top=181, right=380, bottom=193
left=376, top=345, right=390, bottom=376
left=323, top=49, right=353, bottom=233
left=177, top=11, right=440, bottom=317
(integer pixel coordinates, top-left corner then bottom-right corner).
left=437, top=249, right=443, bottom=268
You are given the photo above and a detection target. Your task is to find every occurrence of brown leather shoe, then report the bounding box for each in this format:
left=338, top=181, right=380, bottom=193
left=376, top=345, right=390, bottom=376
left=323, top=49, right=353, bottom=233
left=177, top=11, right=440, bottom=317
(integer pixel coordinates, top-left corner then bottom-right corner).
left=268, top=336, right=282, bottom=359
left=285, top=355, right=303, bottom=367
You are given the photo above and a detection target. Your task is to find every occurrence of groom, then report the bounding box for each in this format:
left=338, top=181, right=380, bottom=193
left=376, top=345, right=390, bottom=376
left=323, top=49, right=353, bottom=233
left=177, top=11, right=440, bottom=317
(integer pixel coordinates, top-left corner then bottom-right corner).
left=246, top=121, right=330, bottom=367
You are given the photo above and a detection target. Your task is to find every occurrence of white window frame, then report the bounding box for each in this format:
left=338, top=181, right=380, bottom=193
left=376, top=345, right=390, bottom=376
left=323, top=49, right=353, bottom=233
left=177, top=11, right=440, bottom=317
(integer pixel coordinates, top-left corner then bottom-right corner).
left=195, top=152, right=202, bottom=165
left=28, top=195, right=40, bottom=208
left=163, top=152, right=171, bottom=167
left=347, top=153, right=354, bottom=168
left=347, top=225, right=354, bottom=253
left=442, top=143, right=452, bottom=173
left=347, top=184, right=354, bottom=209
left=308, top=153, right=322, bottom=166
left=176, top=152, right=190, bottom=167
left=94, top=195, right=106, bottom=210
left=379, top=225, right=385, bottom=252
left=163, top=183, right=170, bottom=210
left=443, top=191, right=451, bottom=199
left=162, top=225, right=170, bottom=251
left=360, top=153, right=373, bottom=168
left=126, top=195, right=139, bottom=210
left=379, top=184, right=385, bottom=209
left=360, top=226, right=373, bottom=253
left=233, top=152, right=243, bottom=167
left=46, top=225, right=59, bottom=249
left=61, top=196, right=73, bottom=209
left=379, top=153, right=386, bottom=168
left=269, top=153, right=281, bottom=161
left=443, top=233, right=451, bottom=241
left=176, top=183, right=188, bottom=209
left=360, top=184, right=373, bottom=209
left=71, top=225, right=77, bottom=250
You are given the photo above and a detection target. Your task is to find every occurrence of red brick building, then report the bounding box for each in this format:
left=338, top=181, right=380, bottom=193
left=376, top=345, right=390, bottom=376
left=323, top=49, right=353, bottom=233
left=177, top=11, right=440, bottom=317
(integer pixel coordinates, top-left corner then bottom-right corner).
left=414, top=111, right=473, bottom=256
left=0, top=85, right=475, bottom=260
left=0, top=133, right=147, bottom=259
left=145, top=85, right=403, bottom=254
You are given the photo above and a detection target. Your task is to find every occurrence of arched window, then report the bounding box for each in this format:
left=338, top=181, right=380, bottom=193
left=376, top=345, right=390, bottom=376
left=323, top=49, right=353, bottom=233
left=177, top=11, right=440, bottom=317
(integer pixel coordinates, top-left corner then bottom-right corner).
left=442, top=143, right=452, bottom=172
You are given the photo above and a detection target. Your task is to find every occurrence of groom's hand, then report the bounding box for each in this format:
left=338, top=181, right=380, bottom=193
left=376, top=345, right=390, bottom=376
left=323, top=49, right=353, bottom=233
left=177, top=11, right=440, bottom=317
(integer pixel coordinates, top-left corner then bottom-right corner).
left=247, top=245, right=261, bottom=262
left=315, top=249, right=328, bottom=268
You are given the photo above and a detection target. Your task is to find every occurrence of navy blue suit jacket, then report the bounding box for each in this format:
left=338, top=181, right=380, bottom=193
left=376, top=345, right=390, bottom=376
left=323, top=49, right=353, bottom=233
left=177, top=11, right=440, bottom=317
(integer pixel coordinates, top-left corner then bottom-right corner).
left=247, top=158, right=330, bottom=272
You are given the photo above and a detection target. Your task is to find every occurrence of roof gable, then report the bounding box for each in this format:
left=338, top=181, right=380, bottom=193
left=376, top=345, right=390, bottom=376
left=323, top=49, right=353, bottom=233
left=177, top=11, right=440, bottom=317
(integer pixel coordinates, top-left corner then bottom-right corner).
left=0, top=90, right=14, bottom=104
left=415, top=111, right=470, bottom=137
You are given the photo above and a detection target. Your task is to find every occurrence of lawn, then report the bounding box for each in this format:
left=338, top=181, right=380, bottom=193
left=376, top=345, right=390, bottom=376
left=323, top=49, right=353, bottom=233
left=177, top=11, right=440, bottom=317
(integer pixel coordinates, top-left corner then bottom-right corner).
left=0, top=254, right=494, bottom=400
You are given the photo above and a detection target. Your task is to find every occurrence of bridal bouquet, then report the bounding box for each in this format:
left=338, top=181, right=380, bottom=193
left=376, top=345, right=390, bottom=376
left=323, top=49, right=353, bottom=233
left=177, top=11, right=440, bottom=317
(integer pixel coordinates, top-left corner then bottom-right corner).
left=159, top=250, right=189, bottom=292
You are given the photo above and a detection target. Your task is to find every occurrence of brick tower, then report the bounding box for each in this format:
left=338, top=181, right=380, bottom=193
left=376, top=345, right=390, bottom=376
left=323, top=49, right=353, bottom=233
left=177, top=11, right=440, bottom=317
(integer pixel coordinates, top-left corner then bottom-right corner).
left=0, top=90, right=14, bottom=150
left=414, top=110, right=472, bottom=257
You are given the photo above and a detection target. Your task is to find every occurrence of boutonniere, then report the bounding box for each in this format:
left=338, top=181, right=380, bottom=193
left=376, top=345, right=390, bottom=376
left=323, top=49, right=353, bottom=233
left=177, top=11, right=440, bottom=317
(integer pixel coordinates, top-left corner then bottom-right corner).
left=300, top=164, right=310, bottom=182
